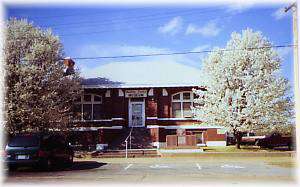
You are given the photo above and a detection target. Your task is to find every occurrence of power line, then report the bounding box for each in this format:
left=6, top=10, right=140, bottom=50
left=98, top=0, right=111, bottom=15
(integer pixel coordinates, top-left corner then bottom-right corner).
left=8, top=7, right=149, bottom=20
left=40, top=7, right=226, bottom=29
left=55, top=8, right=274, bottom=37
left=44, top=7, right=274, bottom=32
left=69, top=44, right=295, bottom=60
left=7, top=13, right=233, bottom=39
left=6, top=7, right=276, bottom=39
left=15, top=44, right=294, bottom=63
left=57, top=12, right=240, bottom=37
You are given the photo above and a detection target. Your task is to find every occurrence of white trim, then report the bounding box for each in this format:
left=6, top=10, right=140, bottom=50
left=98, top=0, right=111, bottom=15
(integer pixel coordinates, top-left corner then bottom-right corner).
left=171, top=91, right=194, bottom=118
left=148, top=88, right=154, bottom=96
left=73, top=118, right=125, bottom=122
left=111, top=118, right=125, bottom=120
left=196, top=143, right=206, bottom=146
left=75, top=94, right=103, bottom=121
left=152, top=142, right=166, bottom=148
left=105, top=90, right=111, bottom=97
left=162, top=88, right=168, bottom=96
left=73, top=119, right=113, bottom=122
left=206, top=141, right=227, bottom=146
left=70, top=126, right=123, bottom=131
left=147, top=125, right=226, bottom=129
left=83, top=83, right=202, bottom=89
left=158, top=149, right=203, bottom=153
left=118, top=89, right=124, bottom=97
left=157, top=118, right=195, bottom=121
left=128, top=99, right=145, bottom=127
left=125, top=90, right=147, bottom=98
left=80, top=94, right=102, bottom=104
left=146, top=117, right=158, bottom=120
left=147, top=125, right=161, bottom=129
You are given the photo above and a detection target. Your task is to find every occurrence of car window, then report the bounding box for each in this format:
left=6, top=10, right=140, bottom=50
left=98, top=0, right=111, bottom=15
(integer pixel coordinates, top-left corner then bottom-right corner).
left=8, top=135, right=40, bottom=147
left=42, top=135, right=67, bottom=149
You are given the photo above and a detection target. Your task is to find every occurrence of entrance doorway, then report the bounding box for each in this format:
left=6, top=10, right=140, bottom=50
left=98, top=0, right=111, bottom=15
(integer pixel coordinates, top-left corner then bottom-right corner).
left=128, top=100, right=145, bottom=127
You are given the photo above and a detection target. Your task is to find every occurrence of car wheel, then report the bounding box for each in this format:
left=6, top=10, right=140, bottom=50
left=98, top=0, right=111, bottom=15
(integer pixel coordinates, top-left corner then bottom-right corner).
left=42, top=158, right=54, bottom=171
left=9, top=165, right=17, bottom=171
left=267, top=146, right=273, bottom=149
left=67, top=154, right=73, bottom=166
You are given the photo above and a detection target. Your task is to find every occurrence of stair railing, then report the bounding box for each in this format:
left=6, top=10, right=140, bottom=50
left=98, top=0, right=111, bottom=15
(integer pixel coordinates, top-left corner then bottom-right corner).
left=124, top=127, right=133, bottom=158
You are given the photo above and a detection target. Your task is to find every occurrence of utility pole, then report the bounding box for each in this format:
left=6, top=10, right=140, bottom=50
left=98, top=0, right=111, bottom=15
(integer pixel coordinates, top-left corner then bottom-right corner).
left=285, top=2, right=298, bottom=136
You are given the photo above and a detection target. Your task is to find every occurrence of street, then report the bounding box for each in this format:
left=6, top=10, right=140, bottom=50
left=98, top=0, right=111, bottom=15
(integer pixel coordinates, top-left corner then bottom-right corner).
left=4, top=157, right=296, bottom=185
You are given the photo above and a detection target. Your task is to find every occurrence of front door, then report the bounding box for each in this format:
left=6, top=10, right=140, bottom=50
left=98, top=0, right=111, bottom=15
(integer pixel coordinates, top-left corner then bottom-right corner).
left=129, top=101, right=145, bottom=127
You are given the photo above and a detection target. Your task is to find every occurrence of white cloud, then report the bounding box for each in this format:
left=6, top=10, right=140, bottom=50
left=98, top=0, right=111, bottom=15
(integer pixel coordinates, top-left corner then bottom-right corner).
left=186, top=21, right=221, bottom=37
left=191, top=45, right=211, bottom=52
left=158, top=16, right=183, bottom=35
left=226, top=2, right=255, bottom=13
left=272, top=8, right=288, bottom=20
left=277, top=47, right=292, bottom=58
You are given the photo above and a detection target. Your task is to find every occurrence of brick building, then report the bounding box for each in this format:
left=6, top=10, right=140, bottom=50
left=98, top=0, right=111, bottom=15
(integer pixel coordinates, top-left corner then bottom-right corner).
left=69, top=82, right=227, bottom=149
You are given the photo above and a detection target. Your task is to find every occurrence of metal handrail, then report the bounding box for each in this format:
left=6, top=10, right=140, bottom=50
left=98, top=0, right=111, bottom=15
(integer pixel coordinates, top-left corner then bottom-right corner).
left=124, top=127, right=133, bottom=158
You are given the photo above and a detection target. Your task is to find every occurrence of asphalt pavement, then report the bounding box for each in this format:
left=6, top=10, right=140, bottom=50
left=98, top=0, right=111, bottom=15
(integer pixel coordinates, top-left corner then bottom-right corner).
left=3, top=157, right=297, bottom=185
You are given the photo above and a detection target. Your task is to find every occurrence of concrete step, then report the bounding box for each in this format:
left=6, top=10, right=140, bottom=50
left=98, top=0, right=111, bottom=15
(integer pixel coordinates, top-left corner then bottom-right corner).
left=91, top=149, right=159, bottom=158
left=108, top=127, right=154, bottom=149
left=97, top=154, right=159, bottom=158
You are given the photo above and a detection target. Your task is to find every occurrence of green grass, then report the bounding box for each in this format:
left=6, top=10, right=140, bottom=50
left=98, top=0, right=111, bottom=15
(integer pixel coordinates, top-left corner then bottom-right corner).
left=267, top=161, right=296, bottom=168
left=202, top=145, right=291, bottom=152
left=156, top=145, right=291, bottom=152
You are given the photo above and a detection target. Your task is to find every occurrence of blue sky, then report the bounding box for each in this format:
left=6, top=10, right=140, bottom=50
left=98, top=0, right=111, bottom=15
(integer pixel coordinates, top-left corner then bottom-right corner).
left=5, top=3, right=294, bottom=86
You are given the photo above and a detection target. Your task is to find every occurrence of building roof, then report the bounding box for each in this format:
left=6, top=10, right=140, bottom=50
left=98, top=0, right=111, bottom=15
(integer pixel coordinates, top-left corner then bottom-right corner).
left=83, top=83, right=202, bottom=89
left=80, top=60, right=205, bottom=87
left=82, top=77, right=204, bottom=89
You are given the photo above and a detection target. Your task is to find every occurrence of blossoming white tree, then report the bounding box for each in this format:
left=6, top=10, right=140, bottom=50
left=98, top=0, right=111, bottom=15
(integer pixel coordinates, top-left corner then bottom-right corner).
left=4, top=19, right=82, bottom=134
left=193, top=29, right=294, bottom=148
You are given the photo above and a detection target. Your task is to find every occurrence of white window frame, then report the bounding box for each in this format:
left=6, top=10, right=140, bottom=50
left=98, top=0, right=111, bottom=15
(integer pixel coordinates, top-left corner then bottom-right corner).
left=128, top=99, right=145, bottom=127
left=171, top=91, right=194, bottom=118
left=75, top=94, right=102, bottom=121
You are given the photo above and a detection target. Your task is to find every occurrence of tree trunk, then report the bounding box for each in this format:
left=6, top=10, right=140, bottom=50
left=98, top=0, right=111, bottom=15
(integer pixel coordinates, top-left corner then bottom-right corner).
left=234, top=130, right=242, bottom=149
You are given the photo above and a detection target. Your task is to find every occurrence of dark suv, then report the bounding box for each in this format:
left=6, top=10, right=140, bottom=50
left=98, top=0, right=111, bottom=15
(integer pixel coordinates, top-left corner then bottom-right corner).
left=5, top=133, right=74, bottom=170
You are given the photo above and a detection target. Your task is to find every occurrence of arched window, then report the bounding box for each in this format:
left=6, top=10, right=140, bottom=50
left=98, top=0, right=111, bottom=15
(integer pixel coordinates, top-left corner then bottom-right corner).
left=171, top=92, right=194, bottom=118
left=74, top=94, right=103, bottom=120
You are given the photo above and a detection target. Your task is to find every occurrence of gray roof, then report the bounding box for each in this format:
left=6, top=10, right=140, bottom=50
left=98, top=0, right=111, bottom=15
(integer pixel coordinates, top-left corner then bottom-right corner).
left=83, top=83, right=201, bottom=89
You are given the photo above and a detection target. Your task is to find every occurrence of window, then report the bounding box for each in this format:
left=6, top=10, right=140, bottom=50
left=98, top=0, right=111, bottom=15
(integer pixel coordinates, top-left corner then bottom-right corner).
left=74, top=94, right=103, bottom=120
left=171, top=92, right=194, bottom=118
left=195, top=132, right=204, bottom=144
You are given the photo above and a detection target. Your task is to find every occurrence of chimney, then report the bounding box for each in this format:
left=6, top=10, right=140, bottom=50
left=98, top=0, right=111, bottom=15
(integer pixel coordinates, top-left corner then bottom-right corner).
left=63, top=57, right=75, bottom=76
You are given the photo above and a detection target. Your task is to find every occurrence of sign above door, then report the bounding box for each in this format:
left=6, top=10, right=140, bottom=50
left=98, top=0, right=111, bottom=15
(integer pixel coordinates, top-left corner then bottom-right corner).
left=125, top=90, right=147, bottom=98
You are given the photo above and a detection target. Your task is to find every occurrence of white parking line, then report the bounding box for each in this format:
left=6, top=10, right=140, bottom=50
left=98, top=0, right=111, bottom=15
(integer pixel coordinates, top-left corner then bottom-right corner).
left=149, top=164, right=170, bottom=169
left=221, top=164, right=245, bottom=169
left=196, top=163, right=202, bottom=170
left=124, top=164, right=133, bottom=170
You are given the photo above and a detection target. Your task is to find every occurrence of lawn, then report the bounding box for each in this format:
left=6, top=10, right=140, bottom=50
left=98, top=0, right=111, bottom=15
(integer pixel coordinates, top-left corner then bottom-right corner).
left=202, top=145, right=291, bottom=152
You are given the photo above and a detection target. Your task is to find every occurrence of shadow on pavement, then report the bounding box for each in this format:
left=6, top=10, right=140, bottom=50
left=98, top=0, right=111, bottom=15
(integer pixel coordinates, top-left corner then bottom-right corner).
left=67, top=161, right=107, bottom=171
left=6, top=161, right=107, bottom=173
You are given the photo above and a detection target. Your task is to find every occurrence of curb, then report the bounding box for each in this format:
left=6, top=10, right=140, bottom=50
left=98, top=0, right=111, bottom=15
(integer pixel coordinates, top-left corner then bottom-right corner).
left=158, top=151, right=296, bottom=157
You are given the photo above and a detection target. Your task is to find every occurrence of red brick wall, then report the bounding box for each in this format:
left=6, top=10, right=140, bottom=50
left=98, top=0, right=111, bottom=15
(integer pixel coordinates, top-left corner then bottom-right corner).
left=206, top=128, right=226, bottom=141
left=150, top=128, right=159, bottom=142
left=166, top=135, right=197, bottom=148
left=74, top=86, right=207, bottom=128
left=146, top=97, right=157, bottom=117
left=158, top=120, right=196, bottom=126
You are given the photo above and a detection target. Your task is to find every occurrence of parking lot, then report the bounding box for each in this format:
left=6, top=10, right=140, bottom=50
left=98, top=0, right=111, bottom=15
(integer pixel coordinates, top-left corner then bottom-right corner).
left=4, top=156, right=296, bottom=185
